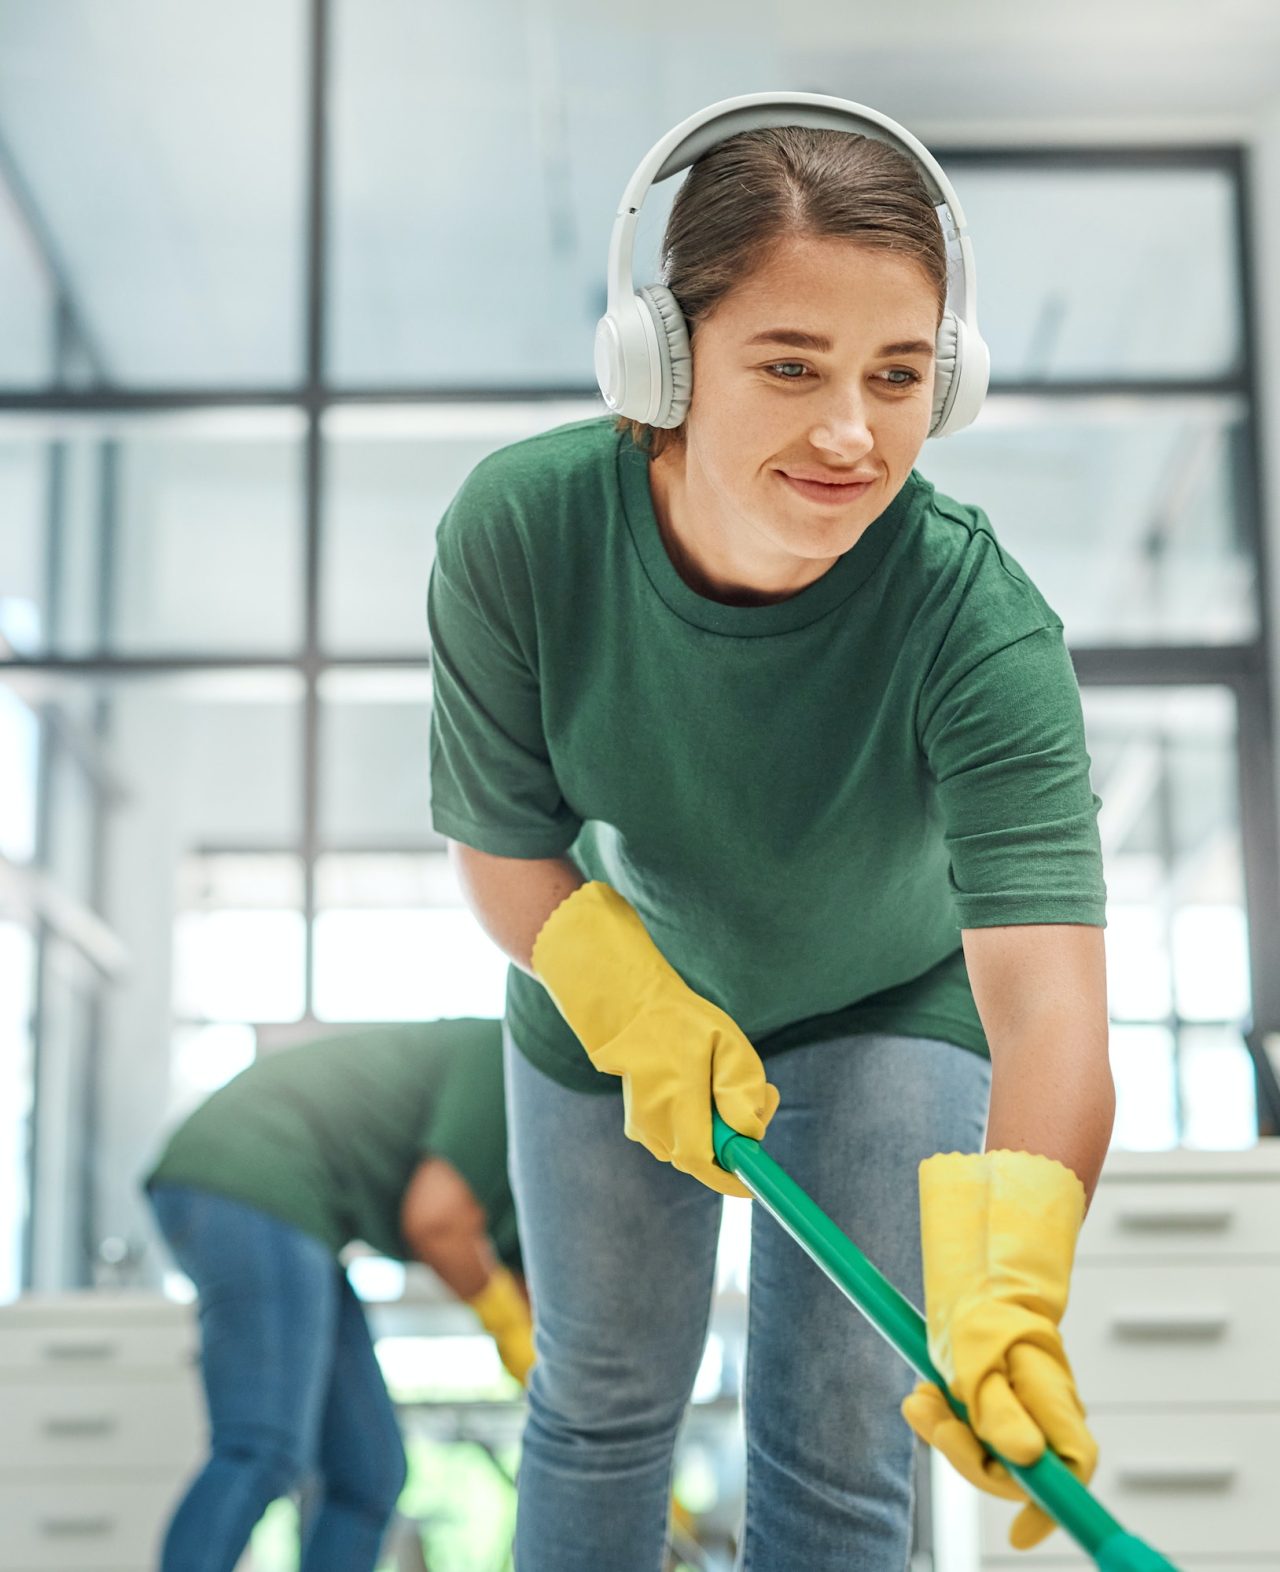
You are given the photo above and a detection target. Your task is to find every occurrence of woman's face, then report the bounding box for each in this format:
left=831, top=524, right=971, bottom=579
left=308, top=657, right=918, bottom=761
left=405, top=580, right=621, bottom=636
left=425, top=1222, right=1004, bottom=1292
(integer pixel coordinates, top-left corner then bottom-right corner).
left=665, top=234, right=940, bottom=594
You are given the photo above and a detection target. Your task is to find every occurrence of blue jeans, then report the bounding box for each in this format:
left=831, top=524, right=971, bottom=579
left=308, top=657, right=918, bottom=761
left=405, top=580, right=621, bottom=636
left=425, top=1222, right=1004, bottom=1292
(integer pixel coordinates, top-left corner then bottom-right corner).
left=145, top=1185, right=406, bottom=1572
left=505, top=1027, right=991, bottom=1572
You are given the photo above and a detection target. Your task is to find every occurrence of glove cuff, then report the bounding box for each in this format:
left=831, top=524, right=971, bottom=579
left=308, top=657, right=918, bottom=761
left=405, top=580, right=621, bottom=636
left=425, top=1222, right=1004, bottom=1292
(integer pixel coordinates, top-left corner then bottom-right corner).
left=531, top=880, right=673, bottom=1055
left=920, top=1149, right=1086, bottom=1233
left=465, top=1265, right=528, bottom=1337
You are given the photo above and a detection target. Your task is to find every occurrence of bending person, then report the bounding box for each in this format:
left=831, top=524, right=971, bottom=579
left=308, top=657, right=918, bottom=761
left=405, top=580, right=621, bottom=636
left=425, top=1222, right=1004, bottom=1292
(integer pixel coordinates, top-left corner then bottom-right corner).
left=428, top=102, right=1113, bottom=1572
left=141, top=1018, right=530, bottom=1572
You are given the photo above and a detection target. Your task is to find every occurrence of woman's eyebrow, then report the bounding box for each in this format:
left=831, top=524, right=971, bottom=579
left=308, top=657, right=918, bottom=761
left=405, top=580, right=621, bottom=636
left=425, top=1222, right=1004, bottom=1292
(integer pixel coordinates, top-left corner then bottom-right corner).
left=743, top=328, right=935, bottom=358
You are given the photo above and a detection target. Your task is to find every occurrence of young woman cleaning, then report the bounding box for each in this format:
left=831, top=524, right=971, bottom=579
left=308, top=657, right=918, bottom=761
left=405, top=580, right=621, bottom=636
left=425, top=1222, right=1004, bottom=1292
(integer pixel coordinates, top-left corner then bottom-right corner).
left=428, top=93, right=1113, bottom=1571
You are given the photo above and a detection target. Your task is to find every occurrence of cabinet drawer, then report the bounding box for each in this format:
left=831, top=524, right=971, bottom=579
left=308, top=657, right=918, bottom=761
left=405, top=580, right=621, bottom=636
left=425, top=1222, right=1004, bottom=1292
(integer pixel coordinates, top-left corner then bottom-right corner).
left=1063, top=1260, right=1280, bottom=1407
left=0, top=1320, right=196, bottom=1376
left=1078, top=1180, right=1280, bottom=1261
left=0, top=1477, right=182, bottom=1568
left=979, top=1411, right=1280, bottom=1559
left=0, top=1377, right=203, bottom=1472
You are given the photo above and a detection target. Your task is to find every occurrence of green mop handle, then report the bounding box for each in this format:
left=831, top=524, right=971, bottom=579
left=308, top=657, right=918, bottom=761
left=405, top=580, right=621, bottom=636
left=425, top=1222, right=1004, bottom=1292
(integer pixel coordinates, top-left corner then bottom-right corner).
left=712, top=1114, right=1182, bottom=1572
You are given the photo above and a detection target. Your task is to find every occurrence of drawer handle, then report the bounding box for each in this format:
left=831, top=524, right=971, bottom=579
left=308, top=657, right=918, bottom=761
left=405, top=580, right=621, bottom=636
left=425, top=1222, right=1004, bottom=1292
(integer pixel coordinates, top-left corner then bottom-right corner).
left=1110, top=1311, right=1229, bottom=1341
left=1116, top=1463, right=1237, bottom=1492
left=1115, top=1207, right=1234, bottom=1233
left=41, top=1340, right=117, bottom=1361
left=40, top=1516, right=115, bottom=1537
left=42, top=1415, right=118, bottom=1438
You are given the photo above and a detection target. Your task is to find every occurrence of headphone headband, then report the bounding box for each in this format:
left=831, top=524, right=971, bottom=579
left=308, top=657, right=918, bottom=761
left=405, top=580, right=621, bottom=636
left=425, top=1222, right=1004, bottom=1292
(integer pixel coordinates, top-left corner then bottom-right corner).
left=605, top=91, right=979, bottom=333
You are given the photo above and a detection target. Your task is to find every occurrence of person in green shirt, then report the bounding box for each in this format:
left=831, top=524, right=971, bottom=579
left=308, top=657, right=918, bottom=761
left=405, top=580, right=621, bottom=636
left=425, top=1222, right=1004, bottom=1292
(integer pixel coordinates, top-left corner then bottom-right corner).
left=141, top=1019, right=531, bottom=1572
left=428, top=102, right=1113, bottom=1571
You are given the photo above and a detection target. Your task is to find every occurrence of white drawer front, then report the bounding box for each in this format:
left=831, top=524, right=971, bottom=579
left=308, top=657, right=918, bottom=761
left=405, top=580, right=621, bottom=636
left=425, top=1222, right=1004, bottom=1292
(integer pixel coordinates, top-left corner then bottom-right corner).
left=0, top=1376, right=203, bottom=1472
left=0, top=1320, right=196, bottom=1376
left=1078, top=1180, right=1280, bottom=1261
left=0, top=1477, right=182, bottom=1568
left=979, top=1411, right=1280, bottom=1559
left=1063, top=1260, right=1280, bottom=1407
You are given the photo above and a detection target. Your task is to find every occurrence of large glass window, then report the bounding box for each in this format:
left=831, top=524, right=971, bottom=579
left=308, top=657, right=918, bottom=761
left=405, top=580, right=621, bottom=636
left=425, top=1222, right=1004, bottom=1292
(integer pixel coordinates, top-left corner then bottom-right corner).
left=319, top=412, right=560, bottom=656
left=109, top=427, right=306, bottom=654
left=0, top=922, right=36, bottom=1301
left=318, top=668, right=434, bottom=842
left=0, top=175, right=53, bottom=386
left=918, top=400, right=1255, bottom=646
left=1, top=8, right=1274, bottom=1307
left=957, top=164, right=1241, bottom=381
left=0, top=421, right=306, bottom=657
left=327, top=0, right=595, bottom=388
left=0, top=2, right=308, bottom=388
left=314, top=853, right=507, bottom=1022
left=1083, top=685, right=1257, bottom=1148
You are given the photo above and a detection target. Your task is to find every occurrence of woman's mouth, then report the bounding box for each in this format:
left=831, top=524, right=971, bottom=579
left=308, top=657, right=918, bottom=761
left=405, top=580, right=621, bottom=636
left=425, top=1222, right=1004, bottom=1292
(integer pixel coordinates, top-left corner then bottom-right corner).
left=778, top=471, right=875, bottom=505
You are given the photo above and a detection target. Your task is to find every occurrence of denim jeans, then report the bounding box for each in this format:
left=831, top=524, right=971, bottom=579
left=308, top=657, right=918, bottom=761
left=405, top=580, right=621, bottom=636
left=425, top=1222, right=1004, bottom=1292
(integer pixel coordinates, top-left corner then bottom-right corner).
left=504, top=1026, right=991, bottom=1572
left=145, top=1184, right=406, bottom=1572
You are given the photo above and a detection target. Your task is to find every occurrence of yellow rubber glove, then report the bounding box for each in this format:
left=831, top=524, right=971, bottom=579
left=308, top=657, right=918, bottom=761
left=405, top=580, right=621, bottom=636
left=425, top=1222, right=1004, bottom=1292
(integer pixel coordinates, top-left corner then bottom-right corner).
left=900, top=1150, right=1098, bottom=1551
left=531, top=881, right=779, bottom=1198
left=466, top=1266, right=536, bottom=1386
left=669, top=1491, right=696, bottom=1539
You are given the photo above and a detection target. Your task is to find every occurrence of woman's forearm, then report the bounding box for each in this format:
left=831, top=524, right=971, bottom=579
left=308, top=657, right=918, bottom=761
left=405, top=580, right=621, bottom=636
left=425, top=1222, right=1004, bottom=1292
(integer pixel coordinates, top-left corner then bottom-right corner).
left=984, top=1032, right=1115, bottom=1204
left=963, top=923, right=1114, bottom=1204
left=413, top=1220, right=497, bottom=1300
left=448, top=842, right=584, bottom=973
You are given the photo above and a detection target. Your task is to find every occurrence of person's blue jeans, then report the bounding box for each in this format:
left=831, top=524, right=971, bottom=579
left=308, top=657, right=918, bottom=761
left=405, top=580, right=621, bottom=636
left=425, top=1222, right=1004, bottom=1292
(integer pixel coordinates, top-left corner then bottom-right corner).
left=145, top=1184, right=406, bottom=1572
left=505, top=1026, right=991, bottom=1572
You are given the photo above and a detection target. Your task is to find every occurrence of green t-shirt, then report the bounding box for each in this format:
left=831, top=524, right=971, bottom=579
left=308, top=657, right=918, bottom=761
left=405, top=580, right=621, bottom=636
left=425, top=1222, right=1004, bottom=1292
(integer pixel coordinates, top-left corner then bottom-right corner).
left=145, top=1020, right=520, bottom=1270
left=428, top=417, right=1106, bottom=1093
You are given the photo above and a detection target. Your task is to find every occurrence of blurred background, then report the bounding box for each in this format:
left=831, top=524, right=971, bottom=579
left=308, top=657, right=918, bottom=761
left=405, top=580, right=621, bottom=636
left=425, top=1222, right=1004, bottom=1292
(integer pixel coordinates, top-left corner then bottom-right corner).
left=4, top=1, right=1280, bottom=1568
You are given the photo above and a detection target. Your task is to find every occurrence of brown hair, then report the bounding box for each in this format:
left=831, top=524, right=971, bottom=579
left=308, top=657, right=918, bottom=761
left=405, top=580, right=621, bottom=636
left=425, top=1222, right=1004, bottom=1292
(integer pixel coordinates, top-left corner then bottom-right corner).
left=614, top=127, right=947, bottom=460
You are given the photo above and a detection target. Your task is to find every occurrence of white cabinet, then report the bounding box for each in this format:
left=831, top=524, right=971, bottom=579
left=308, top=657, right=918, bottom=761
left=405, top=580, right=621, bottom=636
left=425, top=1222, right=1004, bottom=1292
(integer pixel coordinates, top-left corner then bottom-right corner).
left=0, top=1293, right=203, bottom=1571
left=972, top=1144, right=1280, bottom=1569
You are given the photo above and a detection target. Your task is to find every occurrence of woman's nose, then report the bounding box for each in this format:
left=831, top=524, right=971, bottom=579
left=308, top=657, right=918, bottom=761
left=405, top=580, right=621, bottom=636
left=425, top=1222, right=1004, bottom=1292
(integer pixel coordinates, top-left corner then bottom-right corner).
left=810, top=387, right=873, bottom=452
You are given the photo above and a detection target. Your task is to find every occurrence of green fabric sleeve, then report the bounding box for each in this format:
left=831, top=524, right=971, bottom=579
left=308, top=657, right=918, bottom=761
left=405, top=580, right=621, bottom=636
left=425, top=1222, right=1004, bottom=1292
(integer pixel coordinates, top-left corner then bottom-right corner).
left=427, top=485, right=583, bottom=857
left=417, top=1031, right=521, bottom=1268
left=919, top=623, right=1107, bottom=930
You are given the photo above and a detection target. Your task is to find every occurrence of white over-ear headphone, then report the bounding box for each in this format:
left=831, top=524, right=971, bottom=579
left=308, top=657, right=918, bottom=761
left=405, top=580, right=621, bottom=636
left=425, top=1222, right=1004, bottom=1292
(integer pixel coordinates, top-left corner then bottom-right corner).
left=594, top=91, right=990, bottom=440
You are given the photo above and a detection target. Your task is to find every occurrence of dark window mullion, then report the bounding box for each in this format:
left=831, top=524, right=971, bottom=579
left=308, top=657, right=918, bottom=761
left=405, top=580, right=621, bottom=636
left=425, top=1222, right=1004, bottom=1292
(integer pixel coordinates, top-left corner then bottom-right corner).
left=300, top=0, right=331, bottom=1018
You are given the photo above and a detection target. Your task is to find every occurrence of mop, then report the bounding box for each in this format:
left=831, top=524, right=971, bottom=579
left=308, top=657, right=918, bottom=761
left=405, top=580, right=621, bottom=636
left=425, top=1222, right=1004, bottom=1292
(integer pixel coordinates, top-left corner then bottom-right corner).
left=711, top=1113, right=1181, bottom=1572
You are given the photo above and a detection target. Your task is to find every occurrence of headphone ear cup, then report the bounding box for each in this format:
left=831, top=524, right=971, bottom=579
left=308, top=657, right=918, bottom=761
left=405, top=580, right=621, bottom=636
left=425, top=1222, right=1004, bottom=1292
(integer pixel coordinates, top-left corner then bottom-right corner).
left=637, top=284, right=693, bottom=429
left=930, top=312, right=990, bottom=438
left=930, top=311, right=960, bottom=438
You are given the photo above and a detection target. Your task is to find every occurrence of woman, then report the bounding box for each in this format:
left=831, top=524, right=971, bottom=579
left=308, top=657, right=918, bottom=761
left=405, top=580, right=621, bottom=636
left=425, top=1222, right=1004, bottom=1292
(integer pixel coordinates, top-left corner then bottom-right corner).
left=428, top=94, right=1113, bottom=1571
left=143, top=1019, right=532, bottom=1572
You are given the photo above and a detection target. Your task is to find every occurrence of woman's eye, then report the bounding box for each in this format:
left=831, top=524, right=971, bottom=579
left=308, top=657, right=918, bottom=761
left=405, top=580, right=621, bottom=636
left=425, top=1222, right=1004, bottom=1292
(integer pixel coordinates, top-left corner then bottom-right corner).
left=763, top=363, right=922, bottom=387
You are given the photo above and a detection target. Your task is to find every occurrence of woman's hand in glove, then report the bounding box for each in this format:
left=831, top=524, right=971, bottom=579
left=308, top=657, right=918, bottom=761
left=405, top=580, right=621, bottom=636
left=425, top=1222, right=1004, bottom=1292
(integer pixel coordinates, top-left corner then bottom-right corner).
left=531, top=881, right=779, bottom=1197
left=900, top=1149, right=1098, bottom=1551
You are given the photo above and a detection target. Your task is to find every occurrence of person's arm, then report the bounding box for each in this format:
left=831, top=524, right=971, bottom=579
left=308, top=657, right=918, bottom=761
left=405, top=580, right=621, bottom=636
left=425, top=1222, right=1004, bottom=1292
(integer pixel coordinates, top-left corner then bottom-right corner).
left=399, top=1154, right=495, bottom=1298
left=906, top=625, right=1111, bottom=1549
left=963, top=921, right=1114, bottom=1204
left=448, top=842, right=583, bottom=972
left=400, top=1155, right=535, bottom=1383
left=903, top=924, right=1112, bottom=1550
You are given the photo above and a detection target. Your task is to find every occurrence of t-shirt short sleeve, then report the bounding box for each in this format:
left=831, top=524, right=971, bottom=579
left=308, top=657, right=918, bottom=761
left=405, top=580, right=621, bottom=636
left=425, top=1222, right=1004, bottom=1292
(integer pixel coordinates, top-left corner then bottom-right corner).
left=918, top=621, right=1107, bottom=930
left=427, top=462, right=582, bottom=858
left=417, top=1027, right=521, bottom=1270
